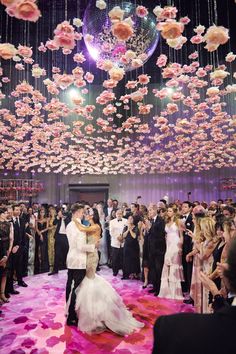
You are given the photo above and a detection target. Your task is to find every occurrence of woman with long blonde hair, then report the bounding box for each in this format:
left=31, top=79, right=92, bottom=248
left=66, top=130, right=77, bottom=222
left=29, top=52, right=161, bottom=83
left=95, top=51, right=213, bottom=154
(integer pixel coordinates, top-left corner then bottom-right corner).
left=188, top=208, right=218, bottom=313
left=159, top=206, right=184, bottom=300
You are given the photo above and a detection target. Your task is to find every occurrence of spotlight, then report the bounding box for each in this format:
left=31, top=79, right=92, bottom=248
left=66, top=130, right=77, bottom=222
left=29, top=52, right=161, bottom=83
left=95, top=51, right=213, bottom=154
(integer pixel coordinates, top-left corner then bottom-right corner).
left=167, top=87, right=174, bottom=95
left=68, top=88, right=80, bottom=98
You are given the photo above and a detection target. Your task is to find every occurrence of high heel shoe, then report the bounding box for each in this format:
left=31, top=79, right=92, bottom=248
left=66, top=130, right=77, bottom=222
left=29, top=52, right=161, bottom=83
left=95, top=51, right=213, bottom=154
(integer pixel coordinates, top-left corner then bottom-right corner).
left=142, top=283, right=148, bottom=289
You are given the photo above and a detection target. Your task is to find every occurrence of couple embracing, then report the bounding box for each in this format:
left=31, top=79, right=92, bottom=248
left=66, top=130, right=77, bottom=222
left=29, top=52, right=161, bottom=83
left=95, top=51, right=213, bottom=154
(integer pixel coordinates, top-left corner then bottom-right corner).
left=66, top=203, right=144, bottom=335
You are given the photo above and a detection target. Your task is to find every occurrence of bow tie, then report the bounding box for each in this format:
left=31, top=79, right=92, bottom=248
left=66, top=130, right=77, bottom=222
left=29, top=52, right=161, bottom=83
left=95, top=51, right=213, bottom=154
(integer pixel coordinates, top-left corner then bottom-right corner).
left=117, top=219, right=122, bottom=222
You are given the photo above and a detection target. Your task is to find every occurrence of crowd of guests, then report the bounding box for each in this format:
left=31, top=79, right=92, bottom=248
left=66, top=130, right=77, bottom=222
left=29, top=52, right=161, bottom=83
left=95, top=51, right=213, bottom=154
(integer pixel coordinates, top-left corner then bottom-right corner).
left=0, top=197, right=235, bottom=318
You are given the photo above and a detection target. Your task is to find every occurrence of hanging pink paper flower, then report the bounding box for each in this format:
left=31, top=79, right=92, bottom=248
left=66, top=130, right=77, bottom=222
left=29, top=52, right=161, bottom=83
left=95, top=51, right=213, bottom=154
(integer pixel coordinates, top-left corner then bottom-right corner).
left=138, top=104, right=153, bottom=115
left=84, top=72, right=94, bottom=83
left=103, top=79, right=118, bottom=89
left=6, top=0, right=41, bottom=22
left=131, top=58, right=143, bottom=68
left=38, top=42, right=47, bottom=52
left=204, top=25, right=229, bottom=52
left=0, top=43, right=17, bottom=59
left=73, top=52, right=86, bottom=63
left=0, top=0, right=17, bottom=5
left=138, top=74, right=150, bottom=85
left=17, top=45, right=33, bottom=57
left=156, top=54, right=168, bottom=68
left=190, top=35, right=204, bottom=44
left=158, top=21, right=184, bottom=40
left=188, top=51, right=198, bottom=60
left=210, top=69, right=229, bottom=81
left=136, top=5, right=148, bottom=18
left=194, top=25, right=205, bottom=35
left=225, top=52, right=236, bottom=63
left=62, top=49, right=72, bottom=55
left=74, top=79, right=86, bottom=88
left=103, top=104, right=117, bottom=116
left=84, top=124, right=95, bottom=134
left=108, top=6, right=124, bottom=22
left=180, top=16, right=190, bottom=24
left=109, top=67, right=125, bottom=81
left=206, top=87, right=220, bottom=96
left=154, top=6, right=178, bottom=21
left=125, top=81, right=138, bottom=89
left=130, top=90, right=144, bottom=102
left=112, top=21, right=133, bottom=41
left=166, top=103, right=179, bottom=114
left=15, top=63, right=25, bottom=70
left=54, top=74, right=74, bottom=90
left=45, top=40, right=59, bottom=51
left=167, top=36, right=187, bottom=50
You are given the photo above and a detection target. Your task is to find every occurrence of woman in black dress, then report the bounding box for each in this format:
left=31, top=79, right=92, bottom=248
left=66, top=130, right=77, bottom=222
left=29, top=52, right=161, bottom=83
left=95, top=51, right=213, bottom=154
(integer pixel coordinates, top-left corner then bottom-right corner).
left=35, top=208, right=49, bottom=274
left=122, top=215, right=140, bottom=280
left=141, top=216, right=152, bottom=288
left=208, top=221, right=226, bottom=303
left=0, top=207, right=12, bottom=303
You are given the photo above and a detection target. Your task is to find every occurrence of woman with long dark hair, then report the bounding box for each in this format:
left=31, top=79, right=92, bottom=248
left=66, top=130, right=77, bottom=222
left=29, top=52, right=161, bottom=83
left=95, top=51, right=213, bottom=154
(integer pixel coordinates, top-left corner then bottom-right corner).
left=122, top=215, right=140, bottom=280
left=72, top=208, right=144, bottom=335
left=35, top=208, right=49, bottom=274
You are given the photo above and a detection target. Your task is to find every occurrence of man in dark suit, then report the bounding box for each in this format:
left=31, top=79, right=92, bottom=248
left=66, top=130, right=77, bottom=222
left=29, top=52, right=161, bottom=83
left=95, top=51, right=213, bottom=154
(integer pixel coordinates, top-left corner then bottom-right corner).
left=148, top=204, right=166, bottom=296
left=152, top=238, right=236, bottom=354
left=48, top=207, right=71, bottom=275
left=181, top=201, right=194, bottom=299
left=104, top=199, right=115, bottom=267
left=10, top=204, right=28, bottom=289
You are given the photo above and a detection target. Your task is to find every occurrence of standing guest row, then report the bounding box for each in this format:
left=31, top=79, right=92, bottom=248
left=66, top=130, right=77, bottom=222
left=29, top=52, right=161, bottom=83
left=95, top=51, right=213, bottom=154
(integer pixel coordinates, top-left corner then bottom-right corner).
left=0, top=197, right=235, bottom=317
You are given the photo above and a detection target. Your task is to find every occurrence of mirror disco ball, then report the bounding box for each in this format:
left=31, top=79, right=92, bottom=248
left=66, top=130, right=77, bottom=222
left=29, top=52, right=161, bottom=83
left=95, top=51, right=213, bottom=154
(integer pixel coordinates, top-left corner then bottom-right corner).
left=83, top=0, right=159, bottom=71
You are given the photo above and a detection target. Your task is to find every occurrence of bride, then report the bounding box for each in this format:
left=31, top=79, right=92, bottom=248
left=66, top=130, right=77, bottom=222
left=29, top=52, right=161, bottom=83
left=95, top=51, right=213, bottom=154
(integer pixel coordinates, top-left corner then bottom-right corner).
left=73, top=207, right=144, bottom=336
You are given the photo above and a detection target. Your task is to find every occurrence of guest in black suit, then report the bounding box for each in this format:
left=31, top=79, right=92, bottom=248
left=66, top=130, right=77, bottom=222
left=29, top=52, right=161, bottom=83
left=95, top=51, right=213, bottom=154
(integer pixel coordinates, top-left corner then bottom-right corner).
left=181, top=201, right=194, bottom=298
left=148, top=205, right=166, bottom=296
left=0, top=207, right=12, bottom=303
left=48, top=207, right=70, bottom=275
left=152, top=238, right=236, bottom=354
left=104, top=199, right=115, bottom=266
left=10, top=205, right=28, bottom=288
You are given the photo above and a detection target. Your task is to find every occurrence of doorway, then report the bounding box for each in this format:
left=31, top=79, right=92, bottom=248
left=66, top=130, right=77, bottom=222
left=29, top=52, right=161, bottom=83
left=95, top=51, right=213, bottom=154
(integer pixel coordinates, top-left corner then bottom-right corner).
left=68, top=184, right=109, bottom=205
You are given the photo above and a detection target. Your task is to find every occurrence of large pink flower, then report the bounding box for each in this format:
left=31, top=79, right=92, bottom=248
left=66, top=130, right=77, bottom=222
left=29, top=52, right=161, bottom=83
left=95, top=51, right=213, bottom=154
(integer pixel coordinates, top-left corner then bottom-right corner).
left=112, top=21, right=133, bottom=41
left=0, top=43, right=17, bottom=59
left=7, top=0, right=41, bottom=22
left=158, top=21, right=184, bottom=40
left=0, top=0, right=17, bottom=6
left=204, top=25, right=229, bottom=52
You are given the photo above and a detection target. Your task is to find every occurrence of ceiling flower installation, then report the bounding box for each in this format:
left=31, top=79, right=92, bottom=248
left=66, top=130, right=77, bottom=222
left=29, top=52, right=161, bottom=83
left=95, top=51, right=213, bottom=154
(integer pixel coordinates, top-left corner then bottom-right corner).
left=0, top=1, right=235, bottom=175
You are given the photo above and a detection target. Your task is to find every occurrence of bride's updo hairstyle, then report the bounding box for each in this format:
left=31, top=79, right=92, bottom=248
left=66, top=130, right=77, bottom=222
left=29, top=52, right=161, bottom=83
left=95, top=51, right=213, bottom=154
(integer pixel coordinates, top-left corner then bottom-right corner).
left=86, top=207, right=102, bottom=237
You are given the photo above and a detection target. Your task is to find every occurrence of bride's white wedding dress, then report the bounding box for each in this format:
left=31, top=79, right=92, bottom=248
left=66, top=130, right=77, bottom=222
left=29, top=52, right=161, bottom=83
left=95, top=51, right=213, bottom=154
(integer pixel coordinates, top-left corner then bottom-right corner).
left=75, top=233, right=144, bottom=335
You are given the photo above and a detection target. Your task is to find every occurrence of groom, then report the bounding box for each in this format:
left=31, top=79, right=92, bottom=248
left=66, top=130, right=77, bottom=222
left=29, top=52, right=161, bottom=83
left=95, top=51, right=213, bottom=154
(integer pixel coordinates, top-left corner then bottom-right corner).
left=65, top=203, right=96, bottom=326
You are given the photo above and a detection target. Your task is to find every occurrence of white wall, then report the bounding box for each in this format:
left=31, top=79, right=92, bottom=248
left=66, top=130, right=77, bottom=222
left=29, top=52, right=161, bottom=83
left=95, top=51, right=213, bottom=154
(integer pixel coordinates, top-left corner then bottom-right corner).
left=33, top=167, right=236, bottom=205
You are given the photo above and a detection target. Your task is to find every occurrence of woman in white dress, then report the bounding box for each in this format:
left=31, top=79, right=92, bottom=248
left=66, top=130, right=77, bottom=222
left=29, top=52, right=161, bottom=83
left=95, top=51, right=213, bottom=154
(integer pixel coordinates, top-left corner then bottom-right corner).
left=159, top=206, right=184, bottom=300
left=73, top=208, right=144, bottom=335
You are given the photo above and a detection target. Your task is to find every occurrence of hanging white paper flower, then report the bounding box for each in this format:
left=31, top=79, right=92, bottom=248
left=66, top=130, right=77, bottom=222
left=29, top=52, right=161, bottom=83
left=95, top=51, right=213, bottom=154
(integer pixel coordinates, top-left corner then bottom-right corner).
left=96, top=0, right=107, bottom=10
left=73, top=18, right=83, bottom=28
left=12, top=55, right=21, bottom=62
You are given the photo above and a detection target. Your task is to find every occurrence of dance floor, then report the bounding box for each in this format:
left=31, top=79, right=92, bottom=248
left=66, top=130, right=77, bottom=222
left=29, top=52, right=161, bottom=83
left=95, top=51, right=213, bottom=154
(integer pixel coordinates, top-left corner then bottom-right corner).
left=0, top=268, right=194, bottom=354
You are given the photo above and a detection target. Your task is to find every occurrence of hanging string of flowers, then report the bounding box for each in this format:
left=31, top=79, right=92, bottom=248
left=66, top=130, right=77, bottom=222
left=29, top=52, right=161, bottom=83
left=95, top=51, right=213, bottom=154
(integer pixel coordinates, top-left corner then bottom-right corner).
left=0, top=1, right=235, bottom=175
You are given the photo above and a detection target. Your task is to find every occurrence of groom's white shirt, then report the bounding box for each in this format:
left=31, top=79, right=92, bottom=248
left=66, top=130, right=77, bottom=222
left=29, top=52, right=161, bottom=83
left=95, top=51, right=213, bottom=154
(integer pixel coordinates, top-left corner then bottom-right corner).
left=66, top=218, right=95, bottom=269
